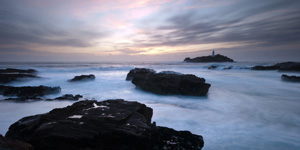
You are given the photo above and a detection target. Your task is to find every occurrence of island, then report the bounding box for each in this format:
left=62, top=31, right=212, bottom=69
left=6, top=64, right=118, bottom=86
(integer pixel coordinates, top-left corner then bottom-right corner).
left=184, top=51, right=234, bottom=63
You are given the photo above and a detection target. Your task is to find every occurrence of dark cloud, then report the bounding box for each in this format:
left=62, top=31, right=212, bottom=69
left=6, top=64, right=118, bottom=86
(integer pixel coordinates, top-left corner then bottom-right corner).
left=137, top=0, right=300, bottom=48
left=0, top=0, right=107, bottom=48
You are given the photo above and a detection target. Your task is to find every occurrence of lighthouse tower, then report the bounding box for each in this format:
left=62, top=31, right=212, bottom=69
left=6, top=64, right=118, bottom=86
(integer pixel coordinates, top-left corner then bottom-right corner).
left=212, top=50, right=215, bottom=57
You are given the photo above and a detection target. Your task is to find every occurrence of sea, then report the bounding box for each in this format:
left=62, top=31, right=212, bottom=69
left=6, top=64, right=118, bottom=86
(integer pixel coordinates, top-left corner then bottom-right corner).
left=0, top=61, right=299, bottom=150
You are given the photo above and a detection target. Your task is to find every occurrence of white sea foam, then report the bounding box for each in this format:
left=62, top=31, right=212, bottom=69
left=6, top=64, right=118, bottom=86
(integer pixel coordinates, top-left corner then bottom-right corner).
left=0, top=61, right=299, bottom=150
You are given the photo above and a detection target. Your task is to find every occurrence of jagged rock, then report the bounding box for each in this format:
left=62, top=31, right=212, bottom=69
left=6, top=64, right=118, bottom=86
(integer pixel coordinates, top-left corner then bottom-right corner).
left=184, top=54, right=234, bottom=63
left=68, top=74, right=95, bottom=82
left=0, top=68, right=39, bottom=84
left=251, top=62, right=300, bottom=71
left=5, top=100, right=204, bottom=150
left=127, top=68, right=210, bottom=96
left=0, top=85, right=61, bottom=99
left=0, top=134, right=33, bottom=150
left=54, top=94, right=83, bottom=100
left=126, top=68, right=156, bottom=81
left=281, top=74, right=300, bottom=82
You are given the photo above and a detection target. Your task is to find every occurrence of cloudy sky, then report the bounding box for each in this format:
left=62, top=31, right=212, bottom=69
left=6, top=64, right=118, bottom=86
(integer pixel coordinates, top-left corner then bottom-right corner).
left=0, top=0, right=299, bottom=62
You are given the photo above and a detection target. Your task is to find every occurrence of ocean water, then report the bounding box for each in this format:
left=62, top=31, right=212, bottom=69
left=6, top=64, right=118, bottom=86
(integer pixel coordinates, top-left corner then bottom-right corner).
left=0, top=61, right=300, bottom=150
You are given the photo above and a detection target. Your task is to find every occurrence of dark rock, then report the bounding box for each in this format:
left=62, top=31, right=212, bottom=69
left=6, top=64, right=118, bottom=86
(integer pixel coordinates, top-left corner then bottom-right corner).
left=0, top=74, right=40, bottom=84
left=68, top=74, right=95, bottom=82
left=0, top=68, right=37, bottom=74
left=208, top=65, right=218, bottom=69
left=5, top=99, right=204, bottom=150
left=251, top=62, right=300, bottom=71
left=131, top=69, right=210, bottom=96
left=0, top=134, right=33, bottom=150
left=54, top=94, right=83, bottom=100
left=281, top=74, right=300, bottom=82
left=0, top=85, right=61, bottom=99
left=251, top=65, right=280, bottom=70
left=223, top=66, right=233, bottom=70
left=184, top=54, right=234, bottom=63
left=0, top=68, right=39, bottom=84
left=275, top=62, right=300, bottom=71
left=126, top=68, right=156, bottom=81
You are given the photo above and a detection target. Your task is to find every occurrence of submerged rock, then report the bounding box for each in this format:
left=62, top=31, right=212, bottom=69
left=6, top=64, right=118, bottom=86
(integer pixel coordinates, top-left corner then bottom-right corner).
left=127, top=68, right=210, bottom=96
left=5, top=99, right=204, bottom=150
left=281, top=74, right=300, bottom=82
left=184, top=54, right=234, bottom=63
left=126, top=68, right=156, bottom=81
left=0, top=134, right=33, bottom=150
left=208, top=65, right=218, bottom=69
left=251, top=62, right=300, bottom=71
left=0, top=85, right=61, bottom=99
left=68, top=74, right=95, bottom=82
left=0, top=68, right=39, bottom=84
left=54, top=94, right=83, bottom=100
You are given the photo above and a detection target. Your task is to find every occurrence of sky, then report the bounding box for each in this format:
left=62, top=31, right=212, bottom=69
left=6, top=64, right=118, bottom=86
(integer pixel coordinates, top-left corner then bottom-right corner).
left=0, top=0, right=299, bottom=62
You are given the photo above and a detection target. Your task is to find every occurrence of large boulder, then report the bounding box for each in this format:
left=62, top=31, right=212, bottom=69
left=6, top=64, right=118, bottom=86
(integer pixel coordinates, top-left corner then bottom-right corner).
left=251, top=62, right=300, bottom=71
left=127, top=68, right=211, bottom=96
left=0, top=85, right=61, bottom=99
left=184, top=54, right=234, bottom=63
left=126, top=68, right=156, bottom=81
left=5, top=100, right=204, bottom=150
left=68, top=74, right=95, bottom=82
left=0, top=68, right=39, bottom=84
left=0, top=134, right=33, bottom=150
left=281, top=74, right=300, bottom=82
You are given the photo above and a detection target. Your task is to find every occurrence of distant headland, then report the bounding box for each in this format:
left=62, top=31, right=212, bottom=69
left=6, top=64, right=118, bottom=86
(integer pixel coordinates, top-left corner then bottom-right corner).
left=184, top=51, right=234, bottom=63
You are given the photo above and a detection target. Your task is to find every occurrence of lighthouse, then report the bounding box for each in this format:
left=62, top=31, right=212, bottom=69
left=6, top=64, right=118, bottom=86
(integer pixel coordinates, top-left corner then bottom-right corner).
left=212, top=50, right=215, bottom=57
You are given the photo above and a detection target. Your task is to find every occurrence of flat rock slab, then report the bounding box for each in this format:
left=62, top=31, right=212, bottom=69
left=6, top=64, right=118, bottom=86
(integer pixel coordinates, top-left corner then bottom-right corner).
left=0, top=68, right=39, bottom=84
left=5, top=99, right=204, bottom=150
left=251, top=62, right=300, bottom=71
left=0, top=85, right=61, bottom=99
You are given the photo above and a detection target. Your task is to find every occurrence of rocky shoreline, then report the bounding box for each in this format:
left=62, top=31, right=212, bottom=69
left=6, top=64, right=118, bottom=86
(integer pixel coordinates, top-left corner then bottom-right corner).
left=4, top=99, right=204, bottom=150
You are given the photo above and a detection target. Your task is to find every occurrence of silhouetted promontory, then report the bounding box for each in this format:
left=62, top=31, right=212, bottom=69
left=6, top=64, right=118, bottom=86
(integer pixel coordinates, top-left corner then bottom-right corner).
left=251, top=62, right=300, bottom=71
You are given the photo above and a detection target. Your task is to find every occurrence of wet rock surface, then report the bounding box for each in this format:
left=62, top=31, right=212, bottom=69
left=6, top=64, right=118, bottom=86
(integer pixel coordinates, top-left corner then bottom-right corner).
left=0, top=134, right=33, bottom=150
left=0, top=85, right=61, bottom=99
left=127, top=68, right=211, bottom=96
left=68, top=74, right=96, bottom=82
left=5, top=99, right=204, bottom=150
left=184, top=54, right=234, bottom=63
left=0, top=68, right=39, bottom=84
